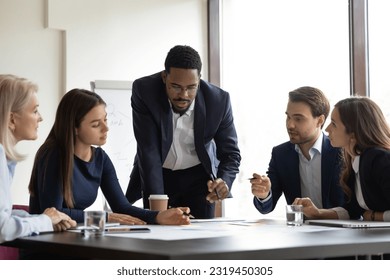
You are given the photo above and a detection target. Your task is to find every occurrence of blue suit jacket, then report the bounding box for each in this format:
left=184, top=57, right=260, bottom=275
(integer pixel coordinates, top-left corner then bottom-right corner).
left=254, top=134, right=345, bottom=213
left=126, top=72, right=241, bottom=206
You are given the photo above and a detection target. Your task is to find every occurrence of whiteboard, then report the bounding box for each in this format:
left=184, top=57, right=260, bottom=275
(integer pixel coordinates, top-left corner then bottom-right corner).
left=90, top=80, right=136, bottom=195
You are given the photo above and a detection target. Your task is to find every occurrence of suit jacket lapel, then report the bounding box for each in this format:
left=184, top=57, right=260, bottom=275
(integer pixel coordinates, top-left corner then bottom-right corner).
left=321, top=136, right=334, bottom=201
left=193, top=91, right=211, bottom=172
left=289, top=145, right=302, bottom=198
left=160, top=94, right=173, bottom=161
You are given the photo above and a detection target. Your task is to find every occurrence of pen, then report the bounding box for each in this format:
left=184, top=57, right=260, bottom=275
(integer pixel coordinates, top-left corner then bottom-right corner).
left=248, top=175, right=266, bottom=180
left=182, top=211, right=195, bottom=219
left=210, top=173, right=221, bottom=200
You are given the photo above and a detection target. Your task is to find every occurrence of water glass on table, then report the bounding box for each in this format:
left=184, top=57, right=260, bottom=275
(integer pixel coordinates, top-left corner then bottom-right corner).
left=83, top=210, right=106, bottom=237
left=286, top=205, right=303, bottom=226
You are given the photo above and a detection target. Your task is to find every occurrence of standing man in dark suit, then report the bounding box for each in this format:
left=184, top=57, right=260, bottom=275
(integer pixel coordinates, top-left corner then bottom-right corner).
left=126, top=45, right=241, bottom=219
left=250, top=86, right=345, bottom=214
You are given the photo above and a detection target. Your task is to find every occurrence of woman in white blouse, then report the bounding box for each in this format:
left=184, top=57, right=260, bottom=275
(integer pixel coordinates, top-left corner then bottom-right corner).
left=0, top=74, right=76, bottom=243
left=294, top=96, right=390, bottom=221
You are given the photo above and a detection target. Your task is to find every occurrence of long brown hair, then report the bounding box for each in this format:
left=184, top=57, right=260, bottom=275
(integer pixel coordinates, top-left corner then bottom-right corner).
left=29, top=89, right=106, bottom=208
left=336, top=96, right=390, bottom=198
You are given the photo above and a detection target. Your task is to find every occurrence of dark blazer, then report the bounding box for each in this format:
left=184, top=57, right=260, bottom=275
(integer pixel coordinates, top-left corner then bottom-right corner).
left=254, top=134, right=345, bottom=214
left=344, top=147, right=390, bottom=219
left=126, top=72, right=241, bottom=206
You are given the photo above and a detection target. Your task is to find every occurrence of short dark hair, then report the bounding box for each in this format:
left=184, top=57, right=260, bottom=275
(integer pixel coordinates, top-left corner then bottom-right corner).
left=164, top=45, right=202, bottom=75
left=288, top=86, right=330, bottom=123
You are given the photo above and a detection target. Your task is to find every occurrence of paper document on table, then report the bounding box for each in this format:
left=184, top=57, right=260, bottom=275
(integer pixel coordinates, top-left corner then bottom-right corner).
left=105, top=222, right=251, bottom=240
left=102, top=219, right=339, bottom=241
left=190, top=217, right=246, bottom=223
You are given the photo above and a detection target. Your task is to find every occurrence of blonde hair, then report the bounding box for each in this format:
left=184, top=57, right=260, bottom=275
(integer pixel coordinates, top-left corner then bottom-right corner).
left=0, top=74, right=38, bottom=161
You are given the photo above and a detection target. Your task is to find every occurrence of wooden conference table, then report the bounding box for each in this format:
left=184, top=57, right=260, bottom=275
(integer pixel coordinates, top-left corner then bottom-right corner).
left=3, top=218, right=390, bottom=259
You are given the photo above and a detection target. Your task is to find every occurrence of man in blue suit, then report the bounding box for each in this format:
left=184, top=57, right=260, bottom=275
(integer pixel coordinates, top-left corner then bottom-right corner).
left=126, top=45, right=241, bottom=219
left=250, top=86, right=345, bottom=214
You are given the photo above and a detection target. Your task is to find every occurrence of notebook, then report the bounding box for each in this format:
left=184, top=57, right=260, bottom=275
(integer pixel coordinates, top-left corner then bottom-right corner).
left=306, top=219, right=390, bottom=228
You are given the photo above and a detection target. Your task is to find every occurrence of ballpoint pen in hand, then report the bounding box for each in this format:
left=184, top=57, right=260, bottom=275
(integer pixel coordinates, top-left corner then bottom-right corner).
left=248, top=175, right=267, bottom=181
left=210, top=173, right=221, bottom=200
left=182, top=211, right=195, bottom=219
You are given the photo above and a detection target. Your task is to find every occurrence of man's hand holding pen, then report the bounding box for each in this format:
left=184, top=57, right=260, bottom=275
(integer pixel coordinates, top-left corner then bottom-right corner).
left=250, top=173, right=271, bottom=199
left=206, top=176, right=229, bottom=203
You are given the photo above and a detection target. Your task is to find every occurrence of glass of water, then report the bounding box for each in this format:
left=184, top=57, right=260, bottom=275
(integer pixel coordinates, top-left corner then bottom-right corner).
left=83, top=210, right=106, bottom=237
left=286, top=205, right=303, bottom=226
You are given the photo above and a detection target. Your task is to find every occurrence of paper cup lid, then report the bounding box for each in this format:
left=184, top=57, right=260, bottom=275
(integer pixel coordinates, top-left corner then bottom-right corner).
left=149, top=194, right=169, bottom=199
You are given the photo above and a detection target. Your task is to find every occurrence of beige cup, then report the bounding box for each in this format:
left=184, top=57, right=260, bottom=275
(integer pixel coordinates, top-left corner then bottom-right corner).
left=148, top=194, right=169, bottom=211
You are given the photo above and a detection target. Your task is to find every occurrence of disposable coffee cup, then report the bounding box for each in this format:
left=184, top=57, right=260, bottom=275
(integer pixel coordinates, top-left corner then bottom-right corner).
left=83, top=210, right=106, bottom=237
left=286, top=205, right=303, bottom=226
left=148, top=194, right=169, bottom=211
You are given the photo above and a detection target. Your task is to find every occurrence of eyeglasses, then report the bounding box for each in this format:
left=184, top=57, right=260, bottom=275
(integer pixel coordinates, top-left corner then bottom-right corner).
left=169, top=83, right=199, bottom=94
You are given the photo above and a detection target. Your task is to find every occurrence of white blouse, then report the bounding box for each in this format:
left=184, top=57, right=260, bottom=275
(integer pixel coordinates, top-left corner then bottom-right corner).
left=0, top=144, right=52, bottom=243
left=332, top=156, right=390, bottom=221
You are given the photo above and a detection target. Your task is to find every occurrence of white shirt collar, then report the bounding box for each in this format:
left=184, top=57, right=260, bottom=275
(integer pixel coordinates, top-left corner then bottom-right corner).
left=295, top=132, right=324, bottom=158
left=311, top=132, right=323, bottom=154
left=352, top=155, right=360, bottom=174
left=170, top=100, right=195, bottom=117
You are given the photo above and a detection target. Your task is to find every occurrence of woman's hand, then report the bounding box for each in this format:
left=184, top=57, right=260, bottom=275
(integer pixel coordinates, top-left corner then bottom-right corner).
left=43, top=207, right=77, bottom=231
left=108, top=212, right=146, bottom=225
left=156, top=207, right=191, bottom=225
left=363, top=210, right=383, bottom=221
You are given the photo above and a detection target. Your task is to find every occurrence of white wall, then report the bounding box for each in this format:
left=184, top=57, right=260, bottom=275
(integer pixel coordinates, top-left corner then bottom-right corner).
left=0, top=0, right=208, bottom=205
left=0, top=0, right=63, bottom=205
left=46, top=0, right=209, bottom=90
